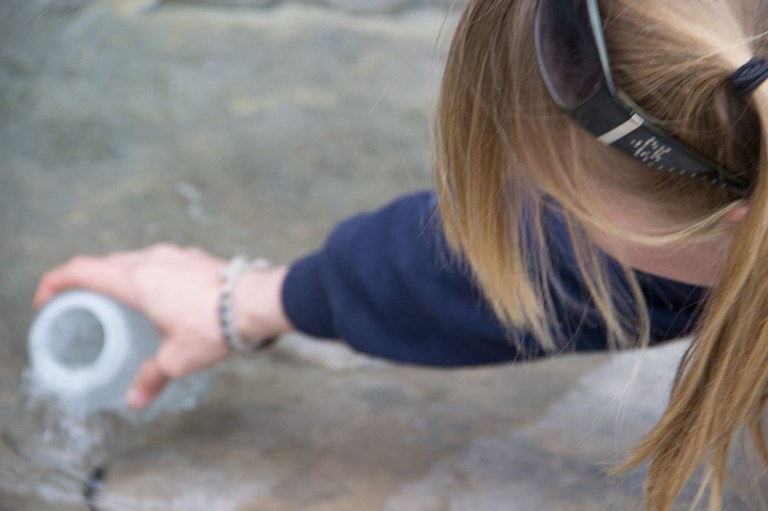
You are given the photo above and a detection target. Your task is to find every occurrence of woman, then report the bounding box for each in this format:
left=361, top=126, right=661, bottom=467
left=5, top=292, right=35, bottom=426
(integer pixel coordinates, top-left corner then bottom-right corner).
left=35, top=0, right=768, bottom=508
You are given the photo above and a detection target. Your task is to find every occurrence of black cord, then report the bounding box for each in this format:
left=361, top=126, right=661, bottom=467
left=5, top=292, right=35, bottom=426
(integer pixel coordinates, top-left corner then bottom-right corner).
left=82, top=464, right=107, bottom=511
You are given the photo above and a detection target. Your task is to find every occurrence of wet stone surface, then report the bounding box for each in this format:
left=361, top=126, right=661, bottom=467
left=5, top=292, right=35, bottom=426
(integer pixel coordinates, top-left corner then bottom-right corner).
left=0, top=0, right=758, bottom=510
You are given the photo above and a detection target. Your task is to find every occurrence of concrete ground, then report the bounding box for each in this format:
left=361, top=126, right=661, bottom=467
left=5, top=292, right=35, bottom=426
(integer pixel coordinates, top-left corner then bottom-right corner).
left=0, top=1, right=758, bottom=509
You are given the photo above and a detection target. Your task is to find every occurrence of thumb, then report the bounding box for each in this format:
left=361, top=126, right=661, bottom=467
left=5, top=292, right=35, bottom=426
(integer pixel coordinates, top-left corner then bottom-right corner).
left=125, top=356, right=170, bottom=410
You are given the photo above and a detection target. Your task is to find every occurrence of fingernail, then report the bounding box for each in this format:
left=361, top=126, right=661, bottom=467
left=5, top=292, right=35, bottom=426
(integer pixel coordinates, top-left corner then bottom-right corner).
left=126, top=389, right=145, bottom=409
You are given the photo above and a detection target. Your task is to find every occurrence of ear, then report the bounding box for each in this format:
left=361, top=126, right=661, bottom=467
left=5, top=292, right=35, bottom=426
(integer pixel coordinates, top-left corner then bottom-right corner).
left=724, top=201, right=749, bottom=223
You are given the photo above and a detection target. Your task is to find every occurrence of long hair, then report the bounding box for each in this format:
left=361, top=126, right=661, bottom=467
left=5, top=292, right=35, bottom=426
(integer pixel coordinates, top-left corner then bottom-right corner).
left=435, top=0, right=768, bottom=508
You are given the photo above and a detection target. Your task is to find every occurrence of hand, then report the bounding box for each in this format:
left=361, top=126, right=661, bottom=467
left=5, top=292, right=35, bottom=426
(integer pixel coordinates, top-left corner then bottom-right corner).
left=34, top=244, right=292, bottom=409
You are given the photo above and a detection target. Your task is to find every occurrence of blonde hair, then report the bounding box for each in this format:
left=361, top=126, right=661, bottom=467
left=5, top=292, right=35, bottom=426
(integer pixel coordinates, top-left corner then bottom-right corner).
left=435, top=0, right=768, bottom=508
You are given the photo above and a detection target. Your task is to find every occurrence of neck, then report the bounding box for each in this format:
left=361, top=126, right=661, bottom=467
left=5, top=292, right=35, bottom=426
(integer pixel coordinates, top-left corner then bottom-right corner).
left=583, top=192, right=740, bottom=288
left=591, top=233, right=730, bottom=287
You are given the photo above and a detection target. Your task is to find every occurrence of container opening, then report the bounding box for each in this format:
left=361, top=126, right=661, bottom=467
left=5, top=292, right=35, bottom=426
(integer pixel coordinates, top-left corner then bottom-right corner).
left=49, top=308, right=105, bottom=368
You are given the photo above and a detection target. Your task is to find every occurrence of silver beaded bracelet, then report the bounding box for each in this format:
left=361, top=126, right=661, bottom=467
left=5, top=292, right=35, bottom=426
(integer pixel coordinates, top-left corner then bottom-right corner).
left=218, top=255, right=274, bottom=353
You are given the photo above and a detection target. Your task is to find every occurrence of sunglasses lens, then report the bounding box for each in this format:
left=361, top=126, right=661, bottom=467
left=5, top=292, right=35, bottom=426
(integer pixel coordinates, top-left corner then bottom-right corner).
left=536, top=0, right=602, bottom=110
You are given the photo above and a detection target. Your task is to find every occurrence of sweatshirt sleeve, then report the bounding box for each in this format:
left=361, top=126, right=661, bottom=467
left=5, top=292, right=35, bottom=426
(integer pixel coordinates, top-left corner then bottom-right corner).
left=281, top=191, right=538, bottom=366
left=280, top=191, right=706, bottom=366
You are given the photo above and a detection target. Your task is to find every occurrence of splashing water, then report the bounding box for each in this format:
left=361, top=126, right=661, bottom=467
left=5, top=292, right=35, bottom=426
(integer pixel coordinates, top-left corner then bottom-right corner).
left=0, top=361, right=210, bottom=509
left=0, top=290, right=213, bottom=508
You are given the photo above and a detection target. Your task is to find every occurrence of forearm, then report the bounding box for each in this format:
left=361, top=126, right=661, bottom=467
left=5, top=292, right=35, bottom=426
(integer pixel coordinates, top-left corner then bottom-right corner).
left=233, top=265, right=296, bottom=345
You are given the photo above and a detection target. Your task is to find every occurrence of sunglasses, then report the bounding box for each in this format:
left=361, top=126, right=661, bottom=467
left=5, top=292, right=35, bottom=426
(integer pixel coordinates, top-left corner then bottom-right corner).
left=534, top=0, right=749, bottom=195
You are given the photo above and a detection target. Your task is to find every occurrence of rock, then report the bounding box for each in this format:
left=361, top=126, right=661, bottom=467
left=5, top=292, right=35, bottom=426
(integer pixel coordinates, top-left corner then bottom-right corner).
left=159, top=0, right=467, bottom=15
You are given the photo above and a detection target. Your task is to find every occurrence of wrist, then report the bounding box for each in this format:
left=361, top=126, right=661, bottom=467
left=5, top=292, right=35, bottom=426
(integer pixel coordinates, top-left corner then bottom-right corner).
left=232, top=265, right=293, bottom=345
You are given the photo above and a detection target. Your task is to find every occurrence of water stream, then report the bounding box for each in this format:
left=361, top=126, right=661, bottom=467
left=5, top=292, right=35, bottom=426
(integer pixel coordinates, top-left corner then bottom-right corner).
left=0, top=365, right=209, bottom=510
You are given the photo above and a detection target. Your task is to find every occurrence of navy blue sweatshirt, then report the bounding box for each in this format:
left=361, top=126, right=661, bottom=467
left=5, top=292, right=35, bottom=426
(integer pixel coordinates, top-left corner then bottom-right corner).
left=281, top=191, right=706, bottom=366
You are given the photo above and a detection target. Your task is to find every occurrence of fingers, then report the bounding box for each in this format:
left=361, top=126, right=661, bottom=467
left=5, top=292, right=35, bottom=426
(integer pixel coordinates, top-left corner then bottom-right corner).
left=125, top=357, right=170, bottom=410
left=126, top=337, right=223, bottom=410
left=33, top=244, right=213, bottom=310
left=34, top=254, right=135, bottom=309
left=34, top=256, right=91, bottom=308
left=155, top=338, right=205, bottom=379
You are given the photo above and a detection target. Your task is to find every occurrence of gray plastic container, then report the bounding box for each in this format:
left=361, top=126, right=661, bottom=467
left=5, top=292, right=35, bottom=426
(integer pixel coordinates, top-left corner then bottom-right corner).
left=27, top=290, right=161, bottom=414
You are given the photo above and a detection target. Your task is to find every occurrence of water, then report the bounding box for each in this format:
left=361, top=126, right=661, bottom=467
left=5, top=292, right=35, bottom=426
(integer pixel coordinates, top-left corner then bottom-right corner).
left=3, top=290, right=212, bottom=510
left=9, top=289, right=209, bottom=507
left=1, top=380, right=124, bottom=509
left=0, top=366, right=211, bottom=510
